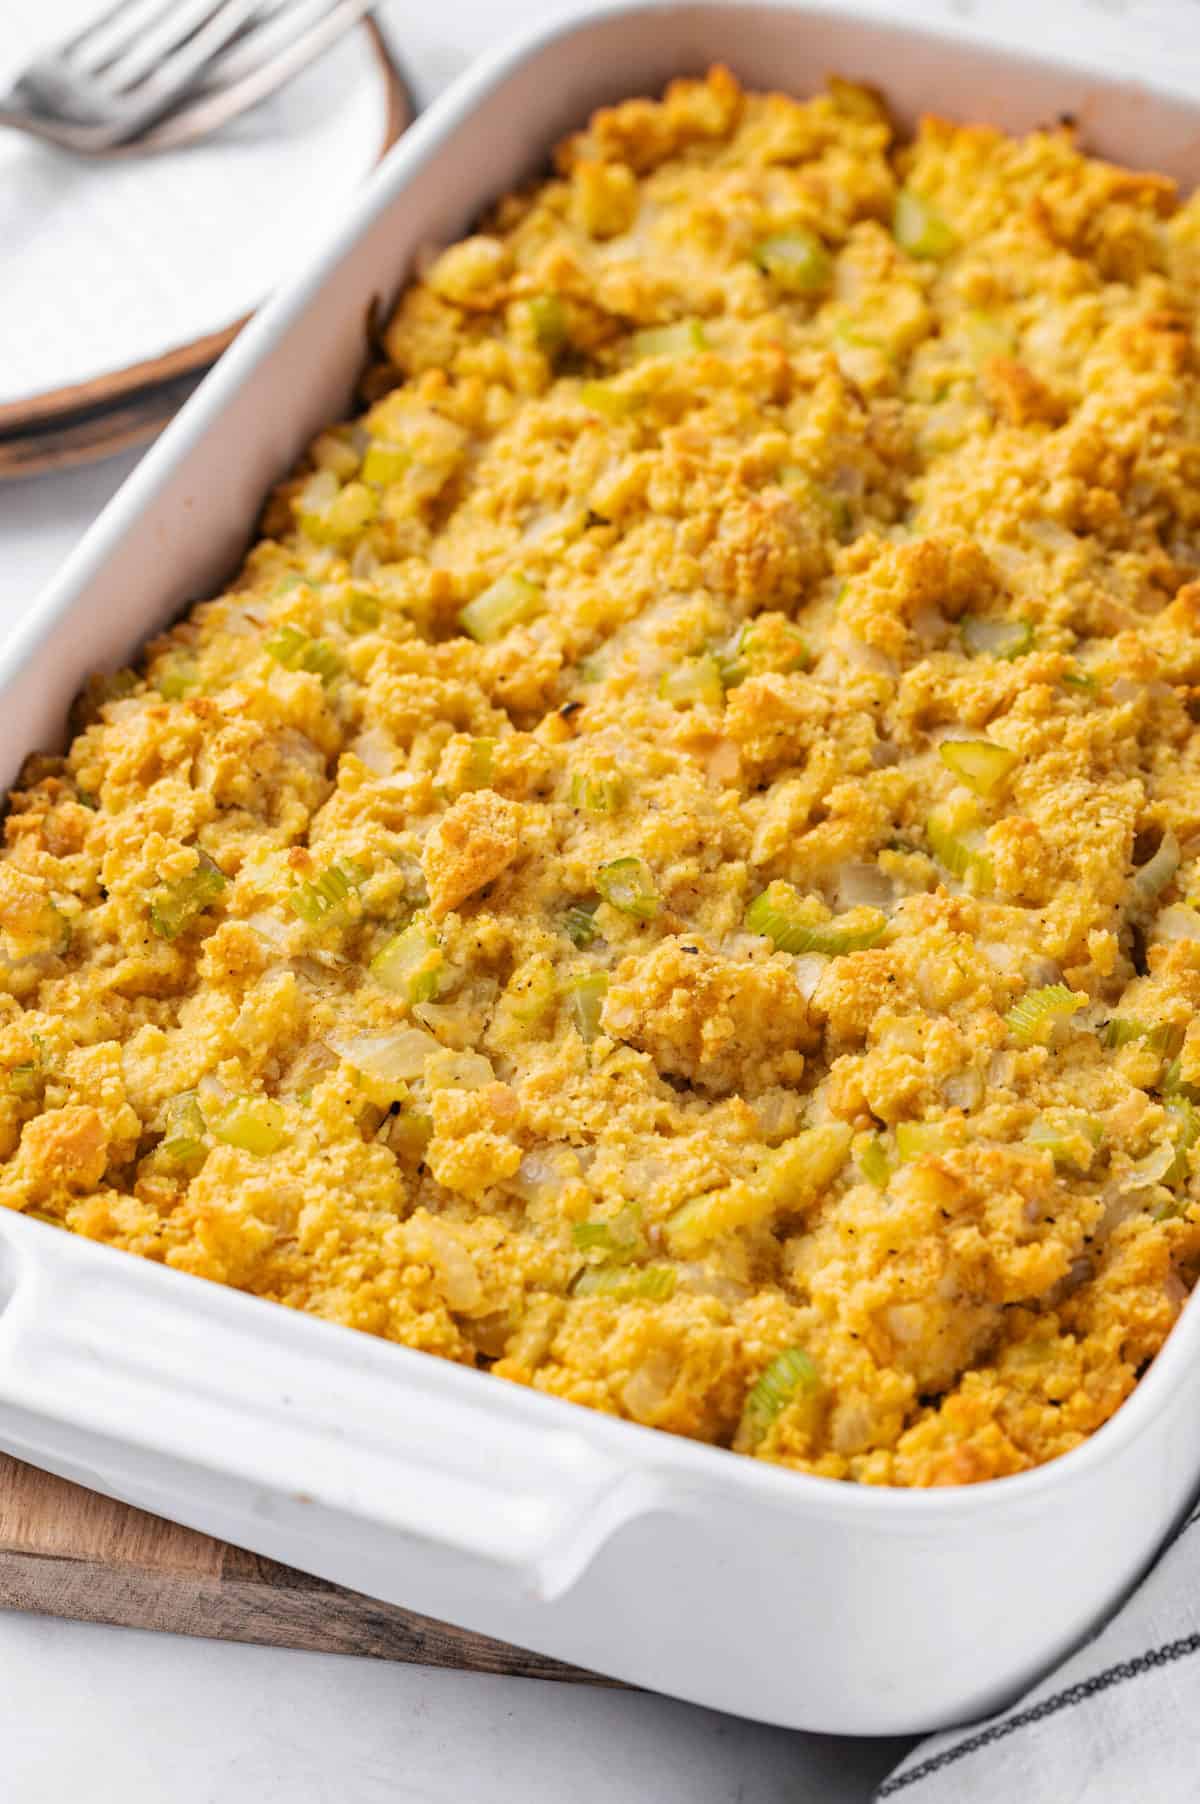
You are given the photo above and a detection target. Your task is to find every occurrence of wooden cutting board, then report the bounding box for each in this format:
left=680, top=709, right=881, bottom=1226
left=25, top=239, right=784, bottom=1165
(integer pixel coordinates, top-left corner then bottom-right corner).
left=0, top=1452, right=610, bottom=1683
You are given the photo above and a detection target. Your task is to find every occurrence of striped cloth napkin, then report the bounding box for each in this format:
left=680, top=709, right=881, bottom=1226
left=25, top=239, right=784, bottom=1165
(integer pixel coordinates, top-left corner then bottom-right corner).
left=876, top=1496, right=1200, bottom=1799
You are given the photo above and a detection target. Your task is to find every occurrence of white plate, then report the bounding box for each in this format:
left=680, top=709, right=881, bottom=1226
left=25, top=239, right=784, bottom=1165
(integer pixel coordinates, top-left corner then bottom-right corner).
left=0, top=1, right=394, bottom=417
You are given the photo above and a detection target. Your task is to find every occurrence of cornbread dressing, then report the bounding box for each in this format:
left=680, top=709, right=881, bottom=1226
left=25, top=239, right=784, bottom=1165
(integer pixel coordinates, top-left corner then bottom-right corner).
left=6, top=70, right=1200, bottom=1486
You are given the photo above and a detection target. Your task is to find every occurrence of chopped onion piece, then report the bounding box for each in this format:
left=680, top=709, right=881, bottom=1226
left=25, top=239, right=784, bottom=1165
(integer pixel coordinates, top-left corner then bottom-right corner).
left=1152, top=905, right=1200, bottom=943
left=1135, top=831, right=1180, bottom=901
left=328, top=1027, right=439, bottom=1087
left=834, top=862, right=895, bottom=911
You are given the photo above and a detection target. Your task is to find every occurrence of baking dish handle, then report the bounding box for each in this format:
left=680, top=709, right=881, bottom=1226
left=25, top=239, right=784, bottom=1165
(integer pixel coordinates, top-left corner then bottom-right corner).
left=0, top=1223, right=671, bottom=1601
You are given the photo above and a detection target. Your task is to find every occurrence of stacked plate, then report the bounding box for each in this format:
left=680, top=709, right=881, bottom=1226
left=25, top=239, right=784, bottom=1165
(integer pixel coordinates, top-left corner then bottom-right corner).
left=0, top=3, right=408, bottom=476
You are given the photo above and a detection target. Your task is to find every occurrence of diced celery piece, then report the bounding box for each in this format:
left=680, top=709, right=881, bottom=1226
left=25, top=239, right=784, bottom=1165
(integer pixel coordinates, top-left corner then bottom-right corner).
left=569, top=972, right=608, bottom=1042
left=205, top=1094, right=287, bottom=1157
left=361, top=441, right=411, bottom=487
left=667, top=1123, right=851, bottom=1253
left=298, top=475, right=377, bottom=544
left=854, top=1131, right=891, bottom=1189
left=740, top=1348, right=821, bottom=1445
left=563, top=903, right=600, bottom=948
left=571, top=1205, right=641, bottom=1258
left=926, top=806, right=993, bottom=891
left=265, top=625, right=342, bottom=685
left=342, top=586, right=382, bottom=634
left=1164, top=1096, right=1200, bottom=1187
left=161, top=1092, right=208, bottom=1172
left=1161, top=1058, right=1200, bottom=1104
left=1102, top=1016, right=1147, bottom=1049
left=1102, top=1017, right=1184, bottom=1057
left=525, top=294, right=567, bottom=352
left=631, top=318, right=708, bottom=359
left=288, top=862, right=361, bottom=927
left=751, top=230, right=832, bottom=295
left=1004, top=984, right=1085, bottom=1047
left=658, top=654, right=724, bottom=710
left=573, top=1263, right=675, bottom=1301
left=895, top=1120, right=955, bottom=1162
left=1134, top=830, right=1180, bottom=901
left=720, top=620, right=810, bottom=688
left=149, top=850, right=226, bottom=940
left=1062, top=665, right=1097, bottom=693
left=744, top=881, right=884, bottom=956
left=459, top=573, right=544, bottom=643
left=939, top=737, right=1019, bottom=797
left=579, top=380, right=640, bottom=421
left=596, top=857, right=660, bottom=921
left=961, top=616, right=1034, bottom=661
left=893, top=189, right=956, bottom=259
left=155, top=657, right=199, bottom=700
left=1147, top=1022, right=1186, bottom=1057
left=370, top=918, right=444, bottom=1003
left=569, top=771, right=626, bottom=814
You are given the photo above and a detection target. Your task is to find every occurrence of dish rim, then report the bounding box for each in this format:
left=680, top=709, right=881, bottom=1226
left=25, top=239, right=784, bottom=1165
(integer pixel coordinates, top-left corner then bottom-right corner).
left=5, top=0, right=1200, bottom=1523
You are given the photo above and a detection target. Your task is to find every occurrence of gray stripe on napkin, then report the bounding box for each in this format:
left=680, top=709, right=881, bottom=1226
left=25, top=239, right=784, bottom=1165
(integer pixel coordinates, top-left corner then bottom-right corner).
left=876, top=1505, right=1200, bottom=1801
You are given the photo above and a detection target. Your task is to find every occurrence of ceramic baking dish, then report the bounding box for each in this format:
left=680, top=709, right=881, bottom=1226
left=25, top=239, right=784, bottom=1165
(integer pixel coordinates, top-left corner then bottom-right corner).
left=1, top=0, right=1198, bottom=1737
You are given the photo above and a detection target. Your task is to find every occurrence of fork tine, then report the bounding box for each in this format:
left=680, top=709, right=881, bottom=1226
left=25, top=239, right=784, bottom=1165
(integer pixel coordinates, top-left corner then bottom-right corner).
left=55, top=0, right=159, bottom=60
left=100, top=0, right=260, bottom=94
left=194, top=0, right=340, bottom=86
left=136, top=0, right=382, bottom=152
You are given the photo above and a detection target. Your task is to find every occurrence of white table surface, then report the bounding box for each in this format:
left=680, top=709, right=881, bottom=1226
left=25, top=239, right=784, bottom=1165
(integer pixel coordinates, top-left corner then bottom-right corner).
left=0, top=1, right=1191, bottom=1798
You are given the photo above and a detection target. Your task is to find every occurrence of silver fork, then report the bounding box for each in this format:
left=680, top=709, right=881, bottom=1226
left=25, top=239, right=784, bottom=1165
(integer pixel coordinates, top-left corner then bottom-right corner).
left=0, top=0, right=378, bottom=156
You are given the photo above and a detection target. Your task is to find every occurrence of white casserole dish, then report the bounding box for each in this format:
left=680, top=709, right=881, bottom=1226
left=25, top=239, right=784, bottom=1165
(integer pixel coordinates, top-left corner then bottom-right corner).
left=2, top=0, right=1199, bottom=1737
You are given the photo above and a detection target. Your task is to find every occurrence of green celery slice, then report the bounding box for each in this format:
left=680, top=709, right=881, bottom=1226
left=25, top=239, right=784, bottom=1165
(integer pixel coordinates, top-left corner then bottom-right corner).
left=740, top=1348, right=821, bottom=1445
left=596, top=857, right=660, bottom=921
left=459, top=573, right=544, bottom=643
left=939, top=738, right=1019, bottom=797
left=893, top=189, right=956, bottom=259
left=569, top=972, right=608, bottom=1042
left=751, top=231, right=831, bottom=295
left=745, top=881, right=884, bottom=956
left=1005, top=984, right=1085, bottom=1047
left=149, top=850, right=226, bottom=941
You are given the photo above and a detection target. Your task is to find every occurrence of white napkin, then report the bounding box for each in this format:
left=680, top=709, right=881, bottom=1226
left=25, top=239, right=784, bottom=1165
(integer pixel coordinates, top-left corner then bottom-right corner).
left=877, top=1498, right=1200, bottom=1799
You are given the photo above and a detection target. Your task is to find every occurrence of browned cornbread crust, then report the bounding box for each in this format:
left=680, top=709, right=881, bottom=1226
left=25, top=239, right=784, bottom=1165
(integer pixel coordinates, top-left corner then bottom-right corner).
left=3, top=69, right=1200, bottom=1485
